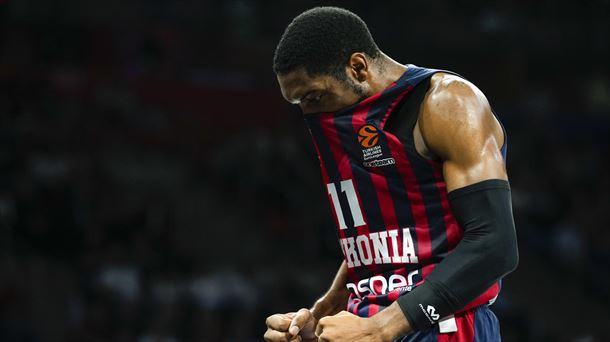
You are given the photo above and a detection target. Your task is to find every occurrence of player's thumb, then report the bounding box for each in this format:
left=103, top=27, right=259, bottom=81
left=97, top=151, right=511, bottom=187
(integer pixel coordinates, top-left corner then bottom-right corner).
left=288, top=308, right=312, bottom=336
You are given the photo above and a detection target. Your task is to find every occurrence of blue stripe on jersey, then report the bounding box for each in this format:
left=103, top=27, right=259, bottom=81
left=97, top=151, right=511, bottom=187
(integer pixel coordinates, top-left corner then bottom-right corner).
left=473, top=306, right=501, bottom=342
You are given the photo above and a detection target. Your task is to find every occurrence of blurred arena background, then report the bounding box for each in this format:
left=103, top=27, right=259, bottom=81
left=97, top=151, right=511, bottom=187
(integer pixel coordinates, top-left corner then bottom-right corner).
left=0, top=0, right=609, bottom=341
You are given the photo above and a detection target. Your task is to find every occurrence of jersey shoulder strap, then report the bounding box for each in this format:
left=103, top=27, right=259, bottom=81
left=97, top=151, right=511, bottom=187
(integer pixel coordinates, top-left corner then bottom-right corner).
left=384, top=71, right=434, bottom=145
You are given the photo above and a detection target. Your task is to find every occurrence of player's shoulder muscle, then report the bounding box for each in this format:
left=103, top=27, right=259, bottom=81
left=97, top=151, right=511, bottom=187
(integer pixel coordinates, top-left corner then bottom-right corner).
left=419, top=72, right=501, bottom=162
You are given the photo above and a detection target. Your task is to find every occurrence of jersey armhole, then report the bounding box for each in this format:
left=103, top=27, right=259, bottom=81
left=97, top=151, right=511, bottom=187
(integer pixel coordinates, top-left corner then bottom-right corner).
left=383, top=74, right=438, bottom=161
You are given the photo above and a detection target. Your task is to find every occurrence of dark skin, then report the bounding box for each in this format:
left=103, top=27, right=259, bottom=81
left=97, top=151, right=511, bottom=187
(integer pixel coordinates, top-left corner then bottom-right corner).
left=265, top=53, right=506, bottom=342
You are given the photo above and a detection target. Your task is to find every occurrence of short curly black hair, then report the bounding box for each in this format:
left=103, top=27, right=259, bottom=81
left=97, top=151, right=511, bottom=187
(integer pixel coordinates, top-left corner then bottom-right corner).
left=273, top=7, right=381, bottom=80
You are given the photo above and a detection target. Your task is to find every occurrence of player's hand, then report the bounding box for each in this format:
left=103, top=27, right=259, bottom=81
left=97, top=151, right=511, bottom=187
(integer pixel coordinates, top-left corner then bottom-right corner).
left=264, top=308, right=317, bottom=342
left=315, top=310, right=383, bottom=342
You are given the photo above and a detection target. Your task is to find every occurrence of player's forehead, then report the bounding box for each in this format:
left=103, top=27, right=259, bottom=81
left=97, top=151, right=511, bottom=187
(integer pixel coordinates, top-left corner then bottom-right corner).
left=277, top=68, right=331, bottom=104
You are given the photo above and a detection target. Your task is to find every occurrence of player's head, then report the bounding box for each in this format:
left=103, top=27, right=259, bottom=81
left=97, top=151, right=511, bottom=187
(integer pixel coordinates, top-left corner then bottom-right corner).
left=273, top=7, right=383, bottom=114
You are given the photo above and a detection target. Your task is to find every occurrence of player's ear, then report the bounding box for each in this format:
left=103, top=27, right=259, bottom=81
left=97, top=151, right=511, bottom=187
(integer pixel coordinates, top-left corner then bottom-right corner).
left=346, top=52, right=369, bottom=83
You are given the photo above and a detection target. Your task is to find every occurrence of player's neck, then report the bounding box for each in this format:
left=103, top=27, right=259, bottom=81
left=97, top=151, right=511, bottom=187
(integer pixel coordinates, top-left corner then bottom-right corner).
left=367, top=54, right=408, bottom=94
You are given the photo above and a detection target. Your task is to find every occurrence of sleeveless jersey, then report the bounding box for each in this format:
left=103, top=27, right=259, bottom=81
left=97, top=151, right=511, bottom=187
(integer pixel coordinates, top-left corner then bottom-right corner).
left=304, top=64, right=505, bottom=318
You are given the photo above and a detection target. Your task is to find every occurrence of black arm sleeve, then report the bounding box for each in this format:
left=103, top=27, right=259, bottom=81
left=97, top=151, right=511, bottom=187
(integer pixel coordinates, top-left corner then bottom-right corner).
left=396, top=179, right=519, bottom=331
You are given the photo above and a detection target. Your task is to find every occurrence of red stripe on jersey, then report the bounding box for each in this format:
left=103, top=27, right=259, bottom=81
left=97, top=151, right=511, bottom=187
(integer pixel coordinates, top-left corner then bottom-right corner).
left=460, top=283, right=499, bottom=313
left=366, top=169, right=398, bottom=229
left=384, top=132, right=434, bottom=278
left=387, top=289, right=401, bottom=302
left=429, top=161, right=463, bottom=250
left=367, top=304, right=381, bottom=316
left=356, top=82, right=397, bottom=111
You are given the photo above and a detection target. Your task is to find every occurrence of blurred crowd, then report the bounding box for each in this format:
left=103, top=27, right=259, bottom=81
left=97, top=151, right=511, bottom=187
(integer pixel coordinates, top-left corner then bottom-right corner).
left=0, top=0, right=608, bottom=341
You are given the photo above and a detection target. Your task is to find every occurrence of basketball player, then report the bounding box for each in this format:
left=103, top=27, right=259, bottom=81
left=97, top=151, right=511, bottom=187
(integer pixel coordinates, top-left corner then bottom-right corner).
left=264, top=7, right=518, bottom=342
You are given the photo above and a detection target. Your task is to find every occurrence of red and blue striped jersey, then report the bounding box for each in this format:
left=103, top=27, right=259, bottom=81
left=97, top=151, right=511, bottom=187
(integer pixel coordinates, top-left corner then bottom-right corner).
left=304, top=65, right=503, bottom=318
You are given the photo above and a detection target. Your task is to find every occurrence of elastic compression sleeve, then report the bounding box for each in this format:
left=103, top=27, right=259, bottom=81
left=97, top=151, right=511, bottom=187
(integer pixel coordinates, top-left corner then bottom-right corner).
left=396, top=179, right=519, bottom=331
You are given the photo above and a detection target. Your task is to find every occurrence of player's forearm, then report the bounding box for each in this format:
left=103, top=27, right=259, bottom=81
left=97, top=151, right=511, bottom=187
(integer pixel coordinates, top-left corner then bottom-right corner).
left=311, top=261, right=350, bottom=319
left=368, top=301, right=412, bottom=341
left=328, top=260, right=348, bottom=293
left=397, top=180, right=519, bottom=331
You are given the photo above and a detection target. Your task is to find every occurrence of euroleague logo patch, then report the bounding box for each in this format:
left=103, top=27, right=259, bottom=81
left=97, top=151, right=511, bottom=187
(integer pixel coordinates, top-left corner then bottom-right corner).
left=357, top=124, right=379, bottom=148
left=357, top=123, right=395, bottom=168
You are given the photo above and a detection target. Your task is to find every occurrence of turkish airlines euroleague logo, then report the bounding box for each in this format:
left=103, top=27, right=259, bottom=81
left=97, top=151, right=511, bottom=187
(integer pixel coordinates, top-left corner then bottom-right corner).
left=357, top=124, right=379, bottom=148
left=358, top=123, right=395, bottom=167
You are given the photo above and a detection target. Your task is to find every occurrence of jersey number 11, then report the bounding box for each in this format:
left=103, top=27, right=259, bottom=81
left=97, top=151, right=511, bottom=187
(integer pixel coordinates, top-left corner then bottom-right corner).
left=326, top=179, right=366, bottom=230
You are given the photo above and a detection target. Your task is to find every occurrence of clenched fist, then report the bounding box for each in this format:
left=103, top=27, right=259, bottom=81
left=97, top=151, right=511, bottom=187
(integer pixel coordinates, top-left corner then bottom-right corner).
left=264, top=308, right=317, bottom=342
left=315, top=310, right=382, bottom=342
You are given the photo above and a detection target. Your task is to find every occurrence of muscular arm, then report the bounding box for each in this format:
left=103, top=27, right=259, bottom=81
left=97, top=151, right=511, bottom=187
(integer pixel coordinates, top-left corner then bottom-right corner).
left=420, top=73, right=507, bottom=189
left=360, top=74, right=519, bottom=339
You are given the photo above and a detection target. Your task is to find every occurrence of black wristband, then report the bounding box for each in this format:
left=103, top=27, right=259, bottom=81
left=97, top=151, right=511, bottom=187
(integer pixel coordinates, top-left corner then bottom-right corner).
left=397, top=278, right=457, bottom=329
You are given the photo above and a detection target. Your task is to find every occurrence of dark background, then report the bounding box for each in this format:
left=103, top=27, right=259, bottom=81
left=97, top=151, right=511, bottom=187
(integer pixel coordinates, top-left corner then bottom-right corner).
left=0, top=0, right=609, bottom=341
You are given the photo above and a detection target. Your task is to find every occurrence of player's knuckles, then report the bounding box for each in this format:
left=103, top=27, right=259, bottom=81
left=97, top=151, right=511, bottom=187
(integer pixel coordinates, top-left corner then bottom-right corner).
left=264, top=329, right=292, bottom=342
left=293, top=308, right=312, bottom=326
left=296, top=308, right=311, bottom=318
left=263, top=329, right=277, bottom=341
left=266, top=314, right=291, bottom=330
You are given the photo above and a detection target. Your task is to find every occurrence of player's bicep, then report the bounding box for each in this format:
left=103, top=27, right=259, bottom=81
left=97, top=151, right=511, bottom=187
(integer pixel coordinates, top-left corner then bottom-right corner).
left=420, top=75, right=506, bottom=192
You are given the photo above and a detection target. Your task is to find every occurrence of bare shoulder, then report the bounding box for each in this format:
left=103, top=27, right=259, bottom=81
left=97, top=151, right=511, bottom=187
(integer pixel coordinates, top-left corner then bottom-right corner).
left=418, top=72, right=503, bottom=161
left=424, top=72, right=491, bottom=123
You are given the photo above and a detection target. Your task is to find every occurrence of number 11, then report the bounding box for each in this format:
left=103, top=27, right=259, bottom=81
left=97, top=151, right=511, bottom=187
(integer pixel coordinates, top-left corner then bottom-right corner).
left=326, top=179, right=366, bottom=230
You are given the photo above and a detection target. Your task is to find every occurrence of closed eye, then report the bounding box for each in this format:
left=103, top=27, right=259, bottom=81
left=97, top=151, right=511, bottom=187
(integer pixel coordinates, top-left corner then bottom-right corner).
left=302, top=91, right=323, bottom=104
